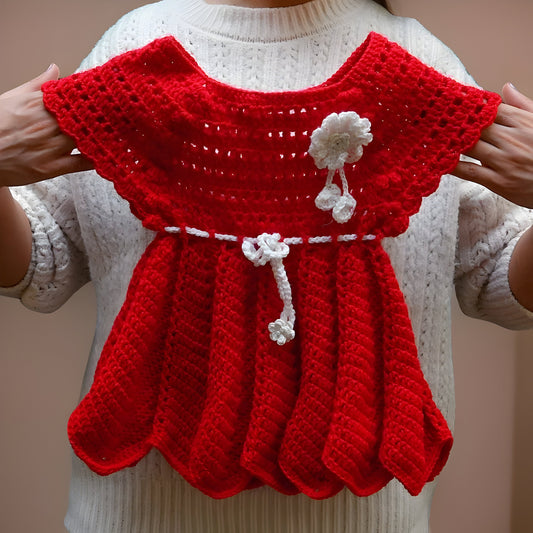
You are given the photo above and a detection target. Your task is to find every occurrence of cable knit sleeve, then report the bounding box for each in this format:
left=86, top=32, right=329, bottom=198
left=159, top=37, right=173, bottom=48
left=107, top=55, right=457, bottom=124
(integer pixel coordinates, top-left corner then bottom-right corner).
left=454, top=182, right=533, bottom=329
left=0, top=5, right=159, bottom=312
left=396, top=17, right=533, bottom=329
left=0, top=178, right=90, bottom=312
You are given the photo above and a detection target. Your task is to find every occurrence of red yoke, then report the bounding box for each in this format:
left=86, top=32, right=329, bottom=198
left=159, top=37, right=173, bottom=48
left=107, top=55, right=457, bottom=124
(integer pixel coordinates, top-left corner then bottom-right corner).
left=42, top=32, right=500, bottom=499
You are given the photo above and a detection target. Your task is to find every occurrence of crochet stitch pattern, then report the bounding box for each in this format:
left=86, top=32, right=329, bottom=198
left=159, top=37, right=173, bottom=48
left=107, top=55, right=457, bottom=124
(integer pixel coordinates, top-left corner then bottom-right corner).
left=42, top=32, right=500, bottom=499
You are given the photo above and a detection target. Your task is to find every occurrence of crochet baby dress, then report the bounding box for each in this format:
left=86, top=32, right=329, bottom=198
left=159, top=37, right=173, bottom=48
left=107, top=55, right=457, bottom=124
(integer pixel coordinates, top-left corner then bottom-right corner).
left=42, top=32, right=500, bottom=500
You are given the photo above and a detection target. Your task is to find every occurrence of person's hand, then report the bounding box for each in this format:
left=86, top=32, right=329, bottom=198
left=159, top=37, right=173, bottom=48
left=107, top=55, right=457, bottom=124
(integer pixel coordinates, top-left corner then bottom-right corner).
left=453, top=83, right=533, bottom=208
left=0, top=65, right=93, bottom=188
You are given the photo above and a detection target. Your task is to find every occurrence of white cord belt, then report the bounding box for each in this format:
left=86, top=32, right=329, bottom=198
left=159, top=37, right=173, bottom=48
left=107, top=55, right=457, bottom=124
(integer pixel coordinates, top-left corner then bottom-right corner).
left=164, top=225, right=375, bottom=345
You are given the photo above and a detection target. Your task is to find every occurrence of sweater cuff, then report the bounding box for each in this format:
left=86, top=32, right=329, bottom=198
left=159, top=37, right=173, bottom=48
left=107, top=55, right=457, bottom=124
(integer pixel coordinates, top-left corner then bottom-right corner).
left=480, top=231, right=533, bottom=330
left=0, top=186, right=66, bottom=311
left=0, top=191, right=37, bottom=300
left=0, top=247, right=35, bottom=298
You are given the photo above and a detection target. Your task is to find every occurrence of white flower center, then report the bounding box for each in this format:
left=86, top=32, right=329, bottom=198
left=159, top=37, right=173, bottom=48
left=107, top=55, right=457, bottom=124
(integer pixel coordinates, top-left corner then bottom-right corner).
left=328, top=132, right=351, bottom=154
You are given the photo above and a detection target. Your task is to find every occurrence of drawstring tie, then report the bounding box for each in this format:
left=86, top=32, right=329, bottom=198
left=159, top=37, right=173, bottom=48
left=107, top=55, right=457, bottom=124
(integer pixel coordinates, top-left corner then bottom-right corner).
left=242, top=233, right=296, bottom=345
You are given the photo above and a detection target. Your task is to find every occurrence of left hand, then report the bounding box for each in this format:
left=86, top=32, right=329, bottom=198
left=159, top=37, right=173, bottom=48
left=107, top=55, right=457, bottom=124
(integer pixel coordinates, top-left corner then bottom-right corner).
left=0, top=65, right=93, bottom=188
left=452, top=83, right=533, bottom=208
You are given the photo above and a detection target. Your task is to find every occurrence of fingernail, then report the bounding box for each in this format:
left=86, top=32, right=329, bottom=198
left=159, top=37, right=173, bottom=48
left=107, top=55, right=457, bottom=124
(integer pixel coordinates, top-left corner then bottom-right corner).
left=508, top=82, right=517, bottom=90
left=47, top=63, right=54, bottom=71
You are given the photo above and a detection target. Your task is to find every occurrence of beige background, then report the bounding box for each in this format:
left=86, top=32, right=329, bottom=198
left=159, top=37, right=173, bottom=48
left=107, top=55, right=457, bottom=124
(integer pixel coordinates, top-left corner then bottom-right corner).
left=0, top=1, right=532, bottom=532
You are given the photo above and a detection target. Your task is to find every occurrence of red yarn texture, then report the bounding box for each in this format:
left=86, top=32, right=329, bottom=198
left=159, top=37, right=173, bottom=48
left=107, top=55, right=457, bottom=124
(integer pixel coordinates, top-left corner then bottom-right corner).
left=42, top=33, right=500, bottom=499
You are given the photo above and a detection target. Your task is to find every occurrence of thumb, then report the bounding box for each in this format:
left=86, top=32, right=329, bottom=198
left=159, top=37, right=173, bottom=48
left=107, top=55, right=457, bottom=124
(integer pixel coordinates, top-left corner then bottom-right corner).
left=26, top=63, right=61, bottom=90
left=502, top=82, right=533, bottom=113
left=0, top=64, right=60, bottom=99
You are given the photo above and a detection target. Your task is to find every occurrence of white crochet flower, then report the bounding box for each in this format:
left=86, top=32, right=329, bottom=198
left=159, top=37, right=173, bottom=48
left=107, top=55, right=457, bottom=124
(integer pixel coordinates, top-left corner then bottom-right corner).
left=309, top=111, right=372, bottom=224
left=314, top=183, right=342, bottom=211
left=308, top=111, right=373, bottom=170
left=242, top=233, right=289, bottom=266
left=332, top=192, right=357, bottom=224
left=268, top=318, right=296, bottom=346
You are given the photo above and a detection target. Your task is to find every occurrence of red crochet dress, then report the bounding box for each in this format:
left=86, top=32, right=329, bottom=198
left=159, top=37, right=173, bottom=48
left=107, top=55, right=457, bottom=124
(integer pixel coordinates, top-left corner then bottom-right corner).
left=42, top=32, right=500, bottom=499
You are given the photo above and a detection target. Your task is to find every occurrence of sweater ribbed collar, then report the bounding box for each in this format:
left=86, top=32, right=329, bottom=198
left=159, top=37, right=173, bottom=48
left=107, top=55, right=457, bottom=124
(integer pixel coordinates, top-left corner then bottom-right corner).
left=171, top=0, right=371, bottom=42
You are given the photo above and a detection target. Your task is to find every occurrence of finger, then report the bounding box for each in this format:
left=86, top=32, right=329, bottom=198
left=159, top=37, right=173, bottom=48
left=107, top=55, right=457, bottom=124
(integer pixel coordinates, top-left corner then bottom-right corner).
left=451, top=160, right=501, bottom=189
left=478, top=122, right=509, bottom=149
left=493, top=102, right=533, bottom=129
left=48, top=132, right=79, bottom=155
left=492, top=103, right=518, bottom=128
left=63, top=154, right=94, bottom=174
left=463, top=137, right=502, bottom=166
left=28, top=137, right=82, bottom=167
left=26, top=64, right=61, bottom=91
left=502, top=83, right=533, bottom=113
left=38, top=154, right=94, bottom=180
left=453, top=159, right=533, bottom=208
left=0, top=65, right=60, bottom=99
left=478, top=116, right=533, bottom=155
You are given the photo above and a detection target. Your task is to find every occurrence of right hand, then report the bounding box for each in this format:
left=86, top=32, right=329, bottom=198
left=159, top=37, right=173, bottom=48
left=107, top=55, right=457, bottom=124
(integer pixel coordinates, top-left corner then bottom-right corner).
left=0, top=65, right=93, bottom=188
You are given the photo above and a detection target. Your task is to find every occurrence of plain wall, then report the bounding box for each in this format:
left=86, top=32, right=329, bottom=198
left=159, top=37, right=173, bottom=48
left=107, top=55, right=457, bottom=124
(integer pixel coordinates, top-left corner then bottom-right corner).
left=0, top=1, right=532, bottom=533
left=512, top=328, right=533, bottom=533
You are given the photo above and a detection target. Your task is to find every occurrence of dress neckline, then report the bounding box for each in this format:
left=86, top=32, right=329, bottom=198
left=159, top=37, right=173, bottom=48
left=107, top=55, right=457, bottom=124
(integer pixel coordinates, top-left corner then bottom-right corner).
left=161, top=31, right=383, bottom=102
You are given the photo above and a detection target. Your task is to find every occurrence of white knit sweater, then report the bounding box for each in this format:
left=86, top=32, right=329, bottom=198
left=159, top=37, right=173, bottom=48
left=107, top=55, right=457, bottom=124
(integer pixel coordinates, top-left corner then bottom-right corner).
left=2, top=0, right=533, bottom=532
